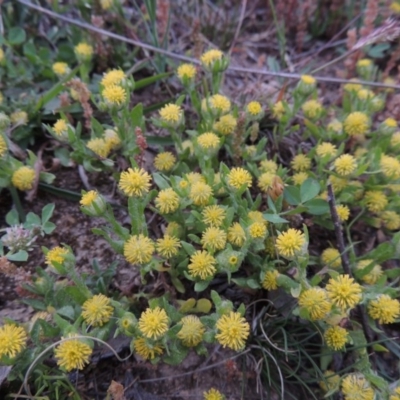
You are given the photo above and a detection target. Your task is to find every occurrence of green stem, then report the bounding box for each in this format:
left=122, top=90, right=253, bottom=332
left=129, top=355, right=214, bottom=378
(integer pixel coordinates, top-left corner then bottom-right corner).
left=9, top=186, right=25, bottom=222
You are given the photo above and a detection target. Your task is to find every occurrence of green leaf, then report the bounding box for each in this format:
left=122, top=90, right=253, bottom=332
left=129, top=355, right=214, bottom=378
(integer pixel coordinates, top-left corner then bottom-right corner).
left=263, top=213, right=288, bottom=224
left=300, top=179, right=320, bottom=203
left=194, top=280, right=210, bottom=292
left=385, top=268, right=400, bottom=279
left=130, top=103, right=143, bottom=128
left=8, top=27, right=26, bottom=45
left=210, top=290, right=222, bottom=308
left=195, top=299, right=212, bottom=313
left=7, top=250, right=28, bottom=262
left=25, top=212, right=41, bottom=227
left=284, top=186, right=301, bottom=205
left=57, top=306, right=75, bottom=320
left=41, top=204, right=55, bottom=223
left=134, top=72, right=171, bottom=90
left=63, top=286, right=88, bottom=305
left=181, top=241, right=195, bottom=256
left=152, top=172, right=170, bottom=190
left=305, top=199, right=329, bottom=215
left=178, top=298, right=196, bottom=313
left=5, top=209, right=19, bottom=226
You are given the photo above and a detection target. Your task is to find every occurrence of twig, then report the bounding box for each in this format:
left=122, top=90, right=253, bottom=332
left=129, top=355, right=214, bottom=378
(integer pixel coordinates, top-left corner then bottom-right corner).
left=228, top=0, right=247, bottom=56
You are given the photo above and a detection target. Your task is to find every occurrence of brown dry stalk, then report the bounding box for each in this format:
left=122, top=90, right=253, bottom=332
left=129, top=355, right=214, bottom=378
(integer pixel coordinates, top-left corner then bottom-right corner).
left=156, top=0, right=170, bottom=43
left=344, top=28, right=359, bottom=77
left=135, top=127, right=148, bottom=167
left=296, top=0, right=311, bottom=52
left=66, top=78, right=93, bottom=129
left=384, top=41, right=400, bottom=76
left=233, top=112, right=245, bottom=164
left=360, top=0, right=379, bottom=39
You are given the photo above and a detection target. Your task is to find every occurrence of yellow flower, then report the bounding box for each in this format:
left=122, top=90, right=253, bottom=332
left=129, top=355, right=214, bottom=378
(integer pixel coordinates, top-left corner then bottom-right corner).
left=383, top=117, right=397, bottom=128
left=139, top=307, right=169, bottom=339
left=327, top=119, right=343, bottom=134
left=291, top=154, right=311, bottom=171
left=334, top=154, right=357, bottom=176
left=302, top=99, right=322, bottom=119
left=326, top=274, right=362, bottom=311
left=100, top=0, right=113, bottom=10
left=330, top=176, right=348, bottom=193
left=159, top=103, right=182, bottom=124
left=259, top=159, right=278, bottom=174
left=45, top=246, right=69, bottom=267
left=87, top=138, right=110, bottom=158
left=0, top=48, right=4, bottom=63
left=166, top=222, right=182, bottom=238
left=133, top=337, right=163, bottom=360
left=215, top=311, right=250, bottom=351
left=104, top=129, right=121, bottom=150
left=248, top=222, right=266, bottom=239
left=185, top=172, right=206, bottom=185
left=201, top=227, right=227, bottom=251
left=336, top=204, right=350, bottom=222
left=177, top=315, right=205, bottom=347
left=197, top=132, right=220, bottom=150
left=154, top=152, right=176, bottom=172
left=80, top=190, right=98, bottom=206
left=177, top=63, right=196, bottom=80
left=202, top=205, right=226, bottom=227
left=258, top=172, right=276, bottom=192
left=380, top=155, right=400, bottom=179
left=321, top=248, right=341, bottom=268
left=272, top=101, right=285, bottom=119
left=390, top=387, right=400, bottom=400
left=12, top=166, right=35, bottom=191
left=364, top=191, right=388, bottom=213
left=0, top=324, right=27, bottom=358
left=214, top=114, right=237, bottom=135
left=292, top=172, right=309, bottom=185
left=204, top=388, right=224, bottom=400
left=343, top=79, right=362, bottom=92
left=53, top=119, right=68, bottom=137
left=301, top=74, right=316, bottom=85
left=124, top=234, right=155, bottom=264
left=262, top=270, right=279, bottom=290
left=316, top=142, right=337, bottom=158
left=357, top=58, right=372, bottom=68
left=368, top=294, right=400, bottom=324
left=188, top=250, right=216, bottom=280
left=54, top=336, right=92, bottom=371
left=276, top=228, right=306, bottom=258
left=319, top=370, right=340, bottom=392
left=200, top=49, right=223, bottom=67
left=10, top=110, right=28, bottom=125
left=324, top=326, right=348, bottom=351
left=248, top=211, right=266, bottom=224
left=190, top=181, right=213, bottom=206
left=119, top=168, right=151, bottom=197
left=209, top=94, right=231, bottom=114
left=227, top=223, right=246, bottom=247
left=101, top=69, right=125, bottom=87
left=156, top=235, right=181, bottom=258
left=102, top=85, right=127, bottom=106
left=380, top=210, right=400, bottom=230
left=357, top=89, right=374, bottom=100
left=227, top=167, right=252, bottom=189
left=52, top=62, right=69, bottom=76
left=81, top=294, right=114, bottom=327
left=155, top=188, right=180, bottom=214
left=229, top=255, right=238, bottom=265
left=246, top=101, right=262, bottom=116
left=356, top=259, right=382, bottom=285
left=341, top=374, right=375, bottom=400
left=74, top=42, right=93, bottom=60
left=297, top=75, right=317, bottom=95
left=0, top=135, right=7, bottom=158
left=343, top=112, right=369, bottom=136
left=391, top=132, right=400, bottom=147
left=298, top=288, right=331, bottom=320
left=390, top=2, right=400, bottom=13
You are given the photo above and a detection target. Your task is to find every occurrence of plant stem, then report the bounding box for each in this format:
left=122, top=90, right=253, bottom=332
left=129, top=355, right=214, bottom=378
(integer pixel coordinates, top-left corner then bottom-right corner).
left=9, top=186, right=25, bottom=222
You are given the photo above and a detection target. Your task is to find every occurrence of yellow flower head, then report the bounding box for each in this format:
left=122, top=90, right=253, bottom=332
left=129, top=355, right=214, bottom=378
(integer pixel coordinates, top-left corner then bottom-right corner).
left=204, top=388, right=225, bottom=400
left=0, top=48, right=4, bottom=63
left=201, top=227, right=227, bottom=251
left=364, top=191, right=388, bottom=213
left=291, top=154, right=311, bottom=172
left=177, top=315, right=205, bottom=347
left=299, top=288, right=331, bottom=320
left=214, top=114, right=237, bottom=135
left=80, top=190, right=98, bottom=207
left=81, top=294, right=114, bottom=327
left=276, top=228, right=306, bottom=258
left=12, top=166, right=35, bottom=191
left=248, top=222, right=267, bottom=239
left=133, top=337, right=163, bottom=360
left=102, top=85, right=127, bottom=106
left=391, top=132, right=400, bottom=147
left=74, top=42, right=94, bottom=60
left=54, top=336, right=92, bottom=371
left=321, top=248, right=341, bottom=268
left=390, top=387, right=400, bottom=400
left=341, top=374, right=375, bottom=400
left=262, top=270, right=279, bottom=290
left=0, top=324, right=27, bottom=358
left=156, top=235, right=181, bottom=258
left=324, top=325, right=348, bottom=351
left=357, top=58, right=372, bottom=68
left=104, top=129, right=121, bottom=150
left=200, top=49, right=223, bottom=67
left=316, top=142, right=337, bottom=159
left=272, top=101, right=285, bottom=119
left=246, top=101, right=262, bottom=116
left=45, top=246, right=69, bottom=267
left=368, top=294, right=400, bottom=324
left=159, top=103, right=182, bottom=125
left=227, top=167, right=252, bottom=189
left=327, top=119, right=343, bottom=134
left=343, top=112, right=369, bottom=136
left=190, top=181, right=213, bottom=206
left=197, top=132, right=220, bottom=150
left=248, top=210, right=265, bottom=224
left=334, top=154, right=357, bottom=176
left=124, top=234, right=155, bottom=264
left=0, top=135, right=7, bottom=158
left=390, top=2, right=400, bottom=13
left=209, top=94, right=231, bottom=114
left=336, top=204, right=350, bottom=222
left=259, top=159, right=278, bottom=174
left=258, top=172, right=276, bottom=192
left=202, top=205, right=226, bottom=227
left=356, top=259, right=382, bottom=285
left=292, top=172, right=309, bottom=185
left=326, top=274, right=362, bottom=311
left=185, top=172, right=206, bottom=185
left=154, top=152, right=176, bottom=172
left=301, top=75, right=316, bottom=85
left=319, top=370, right=340, bottom=393
left=330, top=176, right=348, bottom=193
left=357, top=89, right=374, bottom=100
left=215, top=311, right=250, bottom=351
left=155, top=188, right=180, bottom=214
left=380, top=155, right=400, bottom=179
left=188, top=250, right=216, bottom=280
left=166, top=222, right=182, bottom=238
left=139, top=307, right=169, bottom=339
left=87, top=138, right=110, bottom=158
left=343, top=79, right=362, bottom=92
left=52, top=62, right=69, bottom=77
left=11, top=110, right=28, bottom=125
left=302, top=99, right=323, bottom=119
left=119, top=168, right=151, bottom=197
left=177, top=63, right=196, bottom=80
left=101, top=69, right=126, bottom=87
left=100, top=0, right=113, bottom=10
left=227, top=222, right=246, bottom=247
left=53, top=119, right=68, bottom=137
left=380, top=210, right=400, bottom=230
